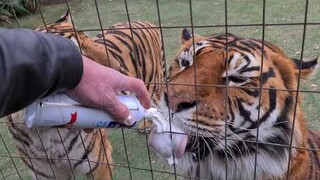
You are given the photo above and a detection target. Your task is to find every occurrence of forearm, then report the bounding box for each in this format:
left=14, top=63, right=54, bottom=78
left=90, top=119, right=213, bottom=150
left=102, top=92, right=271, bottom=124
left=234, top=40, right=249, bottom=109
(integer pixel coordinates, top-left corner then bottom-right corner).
left=0, top=28, right=83, bottom=117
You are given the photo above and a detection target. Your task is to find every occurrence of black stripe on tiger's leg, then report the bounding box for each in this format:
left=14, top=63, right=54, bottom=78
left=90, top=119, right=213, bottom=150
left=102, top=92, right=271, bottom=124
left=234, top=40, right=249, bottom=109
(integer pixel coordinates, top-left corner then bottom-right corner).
left=7, top=115, right=32, bottom=145
left=19, top=154, right=54, bottom=179
left=6, top=116, right=43, bottom=179
left=85, top=147, right=101, bottom=177
left=14, top=143, right=40, bottom=179
left=17, top=144, right=54, bottom=179
left=85, top=132, right=105, bottom=177
left=73, top=131, right=97, bottom=169
left=57, top=130, right=81, bottom=159
left=86, top=129, right=113, bottom=179
left=7, top=126, right=30, bottom=146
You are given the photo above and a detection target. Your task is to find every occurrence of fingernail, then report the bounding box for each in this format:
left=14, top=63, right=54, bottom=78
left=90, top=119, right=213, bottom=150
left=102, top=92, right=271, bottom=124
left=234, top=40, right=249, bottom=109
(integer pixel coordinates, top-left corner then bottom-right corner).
left=124, top=114, right=135, bottom=126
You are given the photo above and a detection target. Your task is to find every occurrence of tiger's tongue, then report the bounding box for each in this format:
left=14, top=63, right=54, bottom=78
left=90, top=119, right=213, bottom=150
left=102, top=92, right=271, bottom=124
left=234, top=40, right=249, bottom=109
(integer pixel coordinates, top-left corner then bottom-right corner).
left=172, top=132, right=188, bottom=158
left=148, top=130, right=188, bottom=159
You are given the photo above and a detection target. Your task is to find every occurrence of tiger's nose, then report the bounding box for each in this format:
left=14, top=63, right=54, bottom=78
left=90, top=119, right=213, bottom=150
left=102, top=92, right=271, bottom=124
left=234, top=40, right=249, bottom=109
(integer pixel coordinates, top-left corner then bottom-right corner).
left=165, top=93, right=198, bottom=113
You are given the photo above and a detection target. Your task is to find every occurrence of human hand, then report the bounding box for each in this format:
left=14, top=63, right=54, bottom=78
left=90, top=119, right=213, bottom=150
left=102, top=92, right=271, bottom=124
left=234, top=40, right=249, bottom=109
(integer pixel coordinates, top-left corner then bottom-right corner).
left=67, top=55, right=151, bottom=126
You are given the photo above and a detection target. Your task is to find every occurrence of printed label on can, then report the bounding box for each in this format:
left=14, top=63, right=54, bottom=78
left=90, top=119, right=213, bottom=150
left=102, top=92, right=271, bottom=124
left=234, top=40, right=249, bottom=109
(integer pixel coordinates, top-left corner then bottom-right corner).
left=96, top=121, right=137, bottom=128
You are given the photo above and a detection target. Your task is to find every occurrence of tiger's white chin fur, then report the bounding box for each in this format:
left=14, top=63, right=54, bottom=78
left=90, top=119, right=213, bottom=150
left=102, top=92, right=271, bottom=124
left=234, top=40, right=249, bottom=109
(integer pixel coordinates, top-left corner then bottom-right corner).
left=177, top=150, right=289, bottom=180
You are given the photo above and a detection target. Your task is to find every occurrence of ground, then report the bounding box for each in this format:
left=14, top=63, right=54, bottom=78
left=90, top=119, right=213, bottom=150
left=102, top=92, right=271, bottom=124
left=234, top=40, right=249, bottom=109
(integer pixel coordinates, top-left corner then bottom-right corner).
left=1, top=0, right=320, bottom=179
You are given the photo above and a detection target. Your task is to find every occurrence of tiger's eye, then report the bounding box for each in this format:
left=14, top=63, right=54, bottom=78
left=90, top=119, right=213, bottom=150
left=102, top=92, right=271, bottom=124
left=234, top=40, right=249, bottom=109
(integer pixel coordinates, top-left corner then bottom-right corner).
left=229, top=76, right=247, bottom=83
left=181, top=59, right=190, bottom=67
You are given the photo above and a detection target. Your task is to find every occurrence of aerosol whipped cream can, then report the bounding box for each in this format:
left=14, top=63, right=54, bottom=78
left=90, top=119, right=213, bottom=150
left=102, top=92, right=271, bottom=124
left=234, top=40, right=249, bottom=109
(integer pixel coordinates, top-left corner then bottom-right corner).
left=26, top=93, right=146, bottom=128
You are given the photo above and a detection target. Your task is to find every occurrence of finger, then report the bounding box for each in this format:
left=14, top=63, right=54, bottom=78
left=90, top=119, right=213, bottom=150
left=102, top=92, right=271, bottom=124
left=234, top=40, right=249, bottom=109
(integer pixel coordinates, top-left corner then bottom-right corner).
left=101, top=93, right=132, bottom=125
left=121, top=77, right=151, bottom=109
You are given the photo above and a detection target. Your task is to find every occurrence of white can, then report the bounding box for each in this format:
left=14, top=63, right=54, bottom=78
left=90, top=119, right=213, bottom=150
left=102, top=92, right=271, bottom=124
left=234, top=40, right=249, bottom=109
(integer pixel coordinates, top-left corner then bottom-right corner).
left=25, top=93, right=146, bottom=128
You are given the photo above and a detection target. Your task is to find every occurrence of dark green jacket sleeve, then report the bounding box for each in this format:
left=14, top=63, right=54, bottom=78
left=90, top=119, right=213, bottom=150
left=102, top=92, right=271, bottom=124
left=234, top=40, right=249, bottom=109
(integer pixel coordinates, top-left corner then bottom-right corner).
left=0, top=28, right=83, bottom=117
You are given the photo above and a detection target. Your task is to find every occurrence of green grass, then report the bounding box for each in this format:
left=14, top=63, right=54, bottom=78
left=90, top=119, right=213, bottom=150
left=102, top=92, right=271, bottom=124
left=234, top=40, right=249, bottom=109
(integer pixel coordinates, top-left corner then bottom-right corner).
left=1, top=0, right=320, bottom=179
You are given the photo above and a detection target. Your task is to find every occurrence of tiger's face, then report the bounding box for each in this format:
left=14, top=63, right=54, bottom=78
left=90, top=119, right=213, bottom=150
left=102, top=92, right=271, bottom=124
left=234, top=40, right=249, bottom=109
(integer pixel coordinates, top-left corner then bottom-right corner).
left=151, top=29, right=318, bottom=179
left=162, top=31, right=296, bottom=138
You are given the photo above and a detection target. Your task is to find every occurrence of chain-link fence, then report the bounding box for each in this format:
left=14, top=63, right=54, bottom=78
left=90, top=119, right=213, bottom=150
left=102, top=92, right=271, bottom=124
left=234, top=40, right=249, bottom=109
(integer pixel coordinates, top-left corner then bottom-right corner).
left=1, top=0, right=320, bottom=179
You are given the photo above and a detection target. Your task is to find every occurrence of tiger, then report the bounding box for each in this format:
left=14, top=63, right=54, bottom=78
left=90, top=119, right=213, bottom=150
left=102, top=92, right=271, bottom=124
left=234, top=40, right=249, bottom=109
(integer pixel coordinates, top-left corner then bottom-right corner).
left=4, top=12, right=164, bottom=179
left=149, top=28, right=320, bottom=180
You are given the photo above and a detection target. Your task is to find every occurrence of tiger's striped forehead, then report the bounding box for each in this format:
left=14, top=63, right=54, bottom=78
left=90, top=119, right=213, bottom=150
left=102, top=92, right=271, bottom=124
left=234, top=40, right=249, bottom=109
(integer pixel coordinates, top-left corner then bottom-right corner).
left=223, top=52, right=261, bottom=76
left=175, top=38, right=264, bottom=79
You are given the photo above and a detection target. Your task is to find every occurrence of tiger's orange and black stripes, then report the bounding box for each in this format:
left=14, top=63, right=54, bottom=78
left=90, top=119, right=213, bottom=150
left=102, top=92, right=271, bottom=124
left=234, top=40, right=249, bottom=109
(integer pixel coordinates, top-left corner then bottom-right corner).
left=151, top=28, right=320, bottom=180
left=5, top=12, right=164, bottom=179
left=6, top=112, right=113, bottom=180
left=93, top=21, right=165, bottom=94
left=35, top=12, right=165, bottom=94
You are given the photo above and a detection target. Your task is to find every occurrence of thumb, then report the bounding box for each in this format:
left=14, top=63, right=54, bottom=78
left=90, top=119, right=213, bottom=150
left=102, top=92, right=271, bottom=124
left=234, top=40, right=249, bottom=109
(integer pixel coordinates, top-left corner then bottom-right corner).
left=101, top=93, right=133, bottom=125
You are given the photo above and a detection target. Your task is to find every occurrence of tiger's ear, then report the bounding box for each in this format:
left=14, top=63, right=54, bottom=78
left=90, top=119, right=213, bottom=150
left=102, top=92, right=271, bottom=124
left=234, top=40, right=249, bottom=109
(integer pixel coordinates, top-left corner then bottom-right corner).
left=181, top=28, right=192, bottom=44
left=54, top=11, right=71, bottom=23
left=292, top=57, right=319, bottom=79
